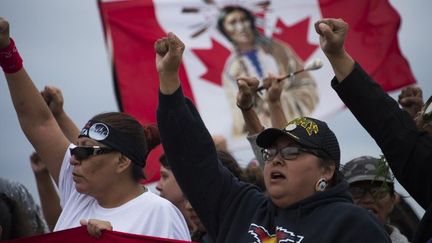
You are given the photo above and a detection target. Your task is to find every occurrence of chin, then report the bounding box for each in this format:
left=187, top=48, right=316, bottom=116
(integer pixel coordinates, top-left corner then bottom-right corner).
left=267, top=187, right=286, bottom=200
left=269, top=196, right=290, bottom=208
left=74, top=184, right=89, bottom=194
left=234, top=38, right=253, bottom=46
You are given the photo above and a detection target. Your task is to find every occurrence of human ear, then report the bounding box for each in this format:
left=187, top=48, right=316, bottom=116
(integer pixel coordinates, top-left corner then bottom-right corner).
left=116, top=154, right=132, bottom=173
left=320, top=163, right=335, bottom=182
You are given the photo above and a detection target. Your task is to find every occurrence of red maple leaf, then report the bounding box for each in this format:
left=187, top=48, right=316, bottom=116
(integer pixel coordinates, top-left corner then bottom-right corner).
left=192, top=38, right=231, bottom=86
left=273, top=17, right=318, bottom=61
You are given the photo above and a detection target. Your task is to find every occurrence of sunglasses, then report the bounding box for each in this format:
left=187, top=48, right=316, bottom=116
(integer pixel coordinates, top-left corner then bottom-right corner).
left=422, top=96, right=432, bottom=123
left=349, top=186, right=391, bottom=200
left=70, top=146, right=115, bottom=161
left=261, top=146, right=327, bottom=162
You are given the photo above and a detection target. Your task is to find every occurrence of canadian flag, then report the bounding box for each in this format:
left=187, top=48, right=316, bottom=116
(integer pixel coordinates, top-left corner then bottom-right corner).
left=98, top=0, right=416, bottom=183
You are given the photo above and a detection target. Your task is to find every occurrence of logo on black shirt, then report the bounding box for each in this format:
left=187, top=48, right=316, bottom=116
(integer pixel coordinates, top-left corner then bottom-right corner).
left=248, top=223, right=304, bottom=243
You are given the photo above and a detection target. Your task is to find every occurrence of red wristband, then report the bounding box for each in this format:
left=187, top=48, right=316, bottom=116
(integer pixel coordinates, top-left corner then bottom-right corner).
left=0, top=38, right=23, bottom=73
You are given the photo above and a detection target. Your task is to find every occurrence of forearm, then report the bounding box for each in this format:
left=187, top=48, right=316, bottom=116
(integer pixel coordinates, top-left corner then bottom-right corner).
left=333, top=63, right=432, bottom=207
left=242, top=108, right=266, bottom=166
left=34, top=171, right=62, bottom=231
left=159, top=73, right=180, bottom=95
left=268, top=100, right=287, bottom=128
left=54, top=112, right=80, bottom=143
left=241, top=108, right=264, bottom=134
left=246, top=134, right=265, bottom=167
left=5, top=69, right=54, bottom=130
left=157, top=87, right=245, bottom=235
left=6, top=69, right=68, bottom=183
left=326, top=50, right=355, bottom=82
left=157, top=87, right=218, bottom=172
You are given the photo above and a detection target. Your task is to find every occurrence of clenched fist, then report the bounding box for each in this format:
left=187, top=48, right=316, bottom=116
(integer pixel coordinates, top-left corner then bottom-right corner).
left=0, top=17, right=10, bottom=49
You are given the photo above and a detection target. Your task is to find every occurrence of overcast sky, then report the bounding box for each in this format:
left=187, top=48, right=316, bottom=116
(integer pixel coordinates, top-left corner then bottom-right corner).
left=0, top=0, right=431, bottom=216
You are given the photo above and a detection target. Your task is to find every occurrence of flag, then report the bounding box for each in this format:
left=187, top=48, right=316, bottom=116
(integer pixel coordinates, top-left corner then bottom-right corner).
left=319, top=0, right=416, bottom=90
left=98, top=0, right=416, bottom=182
left=98, top=0, right=196, bottom=183
left=4, top=226, right=193, bottom=243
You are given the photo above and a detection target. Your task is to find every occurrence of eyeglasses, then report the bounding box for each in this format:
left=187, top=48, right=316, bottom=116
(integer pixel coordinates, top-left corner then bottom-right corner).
left=261, top=146, right=327, bottom=162
left=70, top=146, right=115, bottom=161
left=349, top=186, right=391, bottom=199
left=422, top=96, right=432, bottom=124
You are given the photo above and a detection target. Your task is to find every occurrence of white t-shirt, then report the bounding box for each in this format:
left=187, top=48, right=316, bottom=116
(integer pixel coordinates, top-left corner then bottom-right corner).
left=54, top=144, right=191, bottom=241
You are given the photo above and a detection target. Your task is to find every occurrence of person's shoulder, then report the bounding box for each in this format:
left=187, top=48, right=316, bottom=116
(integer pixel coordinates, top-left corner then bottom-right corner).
left=138, top=192, right=186, bottom=223
left=140, top=191, right=176, bottom=208
left=319, top=202, right=387, bottom=236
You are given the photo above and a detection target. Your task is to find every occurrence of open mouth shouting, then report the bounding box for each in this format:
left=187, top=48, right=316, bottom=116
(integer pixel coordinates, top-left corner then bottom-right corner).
left=270, top=170, right=286, bottom=183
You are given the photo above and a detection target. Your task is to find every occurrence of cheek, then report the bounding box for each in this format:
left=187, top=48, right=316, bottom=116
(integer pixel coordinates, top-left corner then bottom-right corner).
left=263, top=165, right=271, bottom=182
left=223, top=22, right=235, bottom=35
left=376, top=197, right=394, bottom=217
left=163, top=179, right=178, bottom=196
left=290, top=164, right=322, bottom=186
left=168, top=180, right=182, bottom=197
left=81, top=158, right=112, bottom=179
left=290, top=162, right=319, bottom=177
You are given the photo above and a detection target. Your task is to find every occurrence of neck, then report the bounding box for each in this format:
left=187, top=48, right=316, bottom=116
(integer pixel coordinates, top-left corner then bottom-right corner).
left=94, top=178, right=144, bottom=208
left=236, top=42, right=255, bottom=52
left=272, top=197, right=298, bottom=208
left=271, top=190, right=316, bottom=208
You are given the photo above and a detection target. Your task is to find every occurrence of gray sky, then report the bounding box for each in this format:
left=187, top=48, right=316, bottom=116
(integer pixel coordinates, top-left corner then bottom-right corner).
left=0, top=0, right=431, bottom=216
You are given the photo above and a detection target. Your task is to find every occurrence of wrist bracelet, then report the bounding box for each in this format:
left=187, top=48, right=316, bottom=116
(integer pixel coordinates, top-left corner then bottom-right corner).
left=236, top=101, right=254, bottom=111
left=0, top=38, right=23, bottom=73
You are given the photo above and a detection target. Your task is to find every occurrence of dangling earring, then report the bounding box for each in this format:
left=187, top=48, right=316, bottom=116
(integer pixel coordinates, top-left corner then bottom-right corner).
left=315, top=178, right=328, bottom=192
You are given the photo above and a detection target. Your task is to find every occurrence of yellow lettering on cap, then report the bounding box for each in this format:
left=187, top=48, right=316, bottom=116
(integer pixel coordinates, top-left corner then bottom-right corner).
left=286, top=118, right=319, bottom=136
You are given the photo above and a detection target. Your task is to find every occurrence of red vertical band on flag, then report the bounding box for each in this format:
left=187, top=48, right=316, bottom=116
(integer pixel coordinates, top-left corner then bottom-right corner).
left=99, top=0, right=195, bottom=183
left=319, top=0, right=416, bottom=90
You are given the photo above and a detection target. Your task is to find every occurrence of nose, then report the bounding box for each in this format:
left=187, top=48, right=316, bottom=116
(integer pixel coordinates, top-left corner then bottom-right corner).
left=69, top=155, right=81, bottom=166
left=156, top=180, right=163, bottom=193
left=234, top=22, right=244, bottom=32
left=270, top=155, right=284, bottom=166
left=358, top=191, right=375, bottom=203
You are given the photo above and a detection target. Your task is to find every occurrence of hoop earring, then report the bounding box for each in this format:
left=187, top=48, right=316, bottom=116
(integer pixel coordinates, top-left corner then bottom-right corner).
left=315, top=178, right=328, bottom=192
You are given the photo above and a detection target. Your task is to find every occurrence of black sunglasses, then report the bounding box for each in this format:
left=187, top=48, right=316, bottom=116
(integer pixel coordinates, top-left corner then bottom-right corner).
left=70, top=146, right=115, bottom=161
left=261, top=146, right=327, bottom=162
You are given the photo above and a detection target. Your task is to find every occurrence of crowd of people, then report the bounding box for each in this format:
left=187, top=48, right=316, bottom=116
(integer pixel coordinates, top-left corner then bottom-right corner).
left=0, top=10, right=431, bottom=243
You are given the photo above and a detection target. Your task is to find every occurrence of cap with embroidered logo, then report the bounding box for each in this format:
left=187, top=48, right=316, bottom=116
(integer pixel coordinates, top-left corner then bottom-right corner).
left=256, top=117, right=340, bottom=165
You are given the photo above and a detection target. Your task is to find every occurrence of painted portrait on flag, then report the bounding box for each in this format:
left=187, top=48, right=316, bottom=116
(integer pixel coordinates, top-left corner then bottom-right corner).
left=98, top=0, right=415, bottom=181
left=183, top=4, right=319, bottom=137
left=155, top=0, right=325, bottom=142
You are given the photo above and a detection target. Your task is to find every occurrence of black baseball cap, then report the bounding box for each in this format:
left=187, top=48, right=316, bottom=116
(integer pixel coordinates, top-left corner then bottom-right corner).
left=256, top=117, right=340, bottom=165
